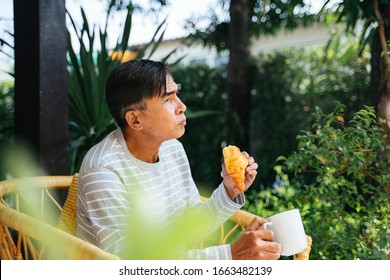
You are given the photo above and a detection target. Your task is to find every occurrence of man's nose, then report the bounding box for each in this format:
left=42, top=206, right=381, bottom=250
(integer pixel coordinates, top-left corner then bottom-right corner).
left=176, top=96, right=186, bottom=113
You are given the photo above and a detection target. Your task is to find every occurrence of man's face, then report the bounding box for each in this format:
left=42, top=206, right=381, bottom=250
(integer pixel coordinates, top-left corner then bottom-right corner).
left=138, top=74, right=187, bottom=142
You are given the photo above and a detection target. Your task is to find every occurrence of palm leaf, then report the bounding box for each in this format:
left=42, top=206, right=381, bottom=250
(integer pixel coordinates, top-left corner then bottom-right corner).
left=135, top=18, right=167, bottom=59
left=119, top=4, right=133, bottom=52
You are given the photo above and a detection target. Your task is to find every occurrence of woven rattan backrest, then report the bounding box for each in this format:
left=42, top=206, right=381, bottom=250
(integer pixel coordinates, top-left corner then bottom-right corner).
left=57, top=174, right=79, bottom=235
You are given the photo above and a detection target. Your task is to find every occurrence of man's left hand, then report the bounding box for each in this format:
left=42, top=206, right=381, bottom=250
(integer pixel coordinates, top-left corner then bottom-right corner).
left=221, top=151, right=258, bottom=200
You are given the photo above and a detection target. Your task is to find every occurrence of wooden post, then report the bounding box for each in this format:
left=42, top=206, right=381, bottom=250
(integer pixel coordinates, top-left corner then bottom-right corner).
left=13, top=0, right=68, bottom=175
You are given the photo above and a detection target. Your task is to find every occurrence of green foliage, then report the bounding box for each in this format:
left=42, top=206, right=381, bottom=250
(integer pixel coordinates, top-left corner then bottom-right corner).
left=251, top=45, right=371, bottom=187
left=0, top=81, right=14, bottom=143
left=318, top=0, right=386, bottom=57
left=245, top=105, right=390, bottom=259
left=187, top=0, right=316, bottom=52
left=122, top=191, right=224, bottom=259
left=175, top=44, right=370, bottom=188
left=0, top=41, right=372, bottom=189
left=0, top=81, right=15, bottom=180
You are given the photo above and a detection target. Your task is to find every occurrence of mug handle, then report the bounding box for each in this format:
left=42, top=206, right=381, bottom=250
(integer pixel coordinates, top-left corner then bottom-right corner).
left=262, top=222, right=272, bottom=230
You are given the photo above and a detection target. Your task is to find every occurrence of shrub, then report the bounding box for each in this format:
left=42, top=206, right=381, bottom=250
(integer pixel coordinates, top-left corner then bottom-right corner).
left=0, top=81, right=14, bottom=143
left=0, top=81, right=14, bottom=180
left=172, top=45, right=371, bottom=189
left=251, top=46, right=371, bottom=187
left=245, top=104, right=390, bottom=259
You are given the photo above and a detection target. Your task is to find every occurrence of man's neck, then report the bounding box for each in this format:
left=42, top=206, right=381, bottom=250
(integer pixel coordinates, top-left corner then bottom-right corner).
left=122, top=130, right=161, bottom=163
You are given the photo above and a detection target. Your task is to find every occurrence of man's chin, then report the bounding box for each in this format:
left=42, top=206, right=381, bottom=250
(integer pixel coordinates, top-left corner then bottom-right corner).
left=176, top=129, right=186, bottom=139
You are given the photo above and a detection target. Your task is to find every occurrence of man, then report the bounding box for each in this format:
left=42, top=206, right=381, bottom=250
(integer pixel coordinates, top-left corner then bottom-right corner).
left=76, top=59, right=281, bottom=259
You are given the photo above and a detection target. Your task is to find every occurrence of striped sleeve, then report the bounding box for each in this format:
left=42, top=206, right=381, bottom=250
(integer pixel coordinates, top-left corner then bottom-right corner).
left=184, top=244, right=232, bottom=260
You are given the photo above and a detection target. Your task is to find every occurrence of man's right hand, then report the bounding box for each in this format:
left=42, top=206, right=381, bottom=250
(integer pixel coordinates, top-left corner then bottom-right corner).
left=230, top=217, right=282, bottom=260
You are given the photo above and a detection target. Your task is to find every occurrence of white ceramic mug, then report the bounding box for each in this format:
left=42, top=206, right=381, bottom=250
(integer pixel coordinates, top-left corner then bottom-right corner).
left=262, top=209, right=307, bottom=256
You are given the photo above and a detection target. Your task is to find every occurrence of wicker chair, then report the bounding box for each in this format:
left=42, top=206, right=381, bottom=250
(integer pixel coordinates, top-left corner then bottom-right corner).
left=0, top=174, right=311, bottom=260
left=0, top=174, right=119, bottom=260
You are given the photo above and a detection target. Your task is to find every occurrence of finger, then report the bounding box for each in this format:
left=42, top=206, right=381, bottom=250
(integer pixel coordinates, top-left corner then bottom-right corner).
left=260, top=240, right=282, bottom=253
left=245, top=169, right=258, bottom=178
left=260, top=250, right=281, bottom=260
left=245, top=217, right=268, bottom=231
left=247, top=169, right=257, bottom=176
left=257, top=229, right=276, bottom=241
left=246, top=161, right=258, bottom=172
left=221, top=163, right=227, bottom=174
left=245, top=170, right=257, bottom=183
left=242, top=152, right=255, bottom=164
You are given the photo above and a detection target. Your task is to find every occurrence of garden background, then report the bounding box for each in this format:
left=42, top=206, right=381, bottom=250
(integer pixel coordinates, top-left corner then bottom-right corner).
left=0, top=0, right=389, bottom=260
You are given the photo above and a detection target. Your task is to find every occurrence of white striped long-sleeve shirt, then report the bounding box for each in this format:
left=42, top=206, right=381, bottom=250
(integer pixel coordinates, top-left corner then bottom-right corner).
left=76, top=128, right=244, bottom=259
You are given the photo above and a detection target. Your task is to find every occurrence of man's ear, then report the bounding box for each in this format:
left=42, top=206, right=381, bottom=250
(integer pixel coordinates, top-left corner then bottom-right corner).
left=125, top=110, right=143, bottom=130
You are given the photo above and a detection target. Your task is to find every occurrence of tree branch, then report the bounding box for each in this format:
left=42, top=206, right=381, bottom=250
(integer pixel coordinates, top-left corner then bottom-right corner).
left=375, top=0, right=390, bottom=64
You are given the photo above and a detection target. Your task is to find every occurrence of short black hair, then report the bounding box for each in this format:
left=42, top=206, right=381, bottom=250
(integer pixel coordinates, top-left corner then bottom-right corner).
left=105, top=59, right=169, bottom=129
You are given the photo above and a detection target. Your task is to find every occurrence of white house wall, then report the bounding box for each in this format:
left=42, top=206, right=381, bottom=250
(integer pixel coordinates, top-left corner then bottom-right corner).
left=142, top=24, right=332, bottom=67
left=250, top=24, right=331, bottom=53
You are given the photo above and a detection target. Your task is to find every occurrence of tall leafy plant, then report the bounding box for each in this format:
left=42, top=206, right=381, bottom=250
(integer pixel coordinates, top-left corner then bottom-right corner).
left=67, top=2, right=169, bottom=173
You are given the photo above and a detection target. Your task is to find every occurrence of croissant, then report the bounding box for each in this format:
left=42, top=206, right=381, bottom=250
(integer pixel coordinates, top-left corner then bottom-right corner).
left=222, top=145, right=249, bottom=191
